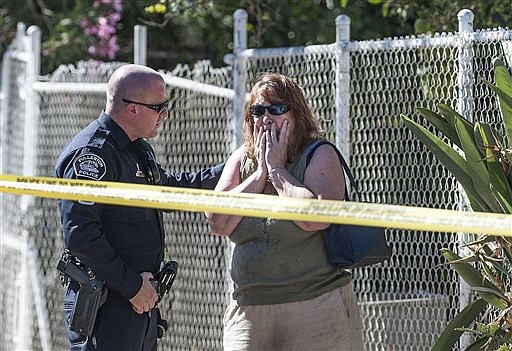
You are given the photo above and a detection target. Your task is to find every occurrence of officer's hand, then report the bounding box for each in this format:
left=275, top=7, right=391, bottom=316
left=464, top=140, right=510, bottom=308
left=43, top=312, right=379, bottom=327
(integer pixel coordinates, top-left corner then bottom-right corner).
left=129, top=272, right=159, bottom=314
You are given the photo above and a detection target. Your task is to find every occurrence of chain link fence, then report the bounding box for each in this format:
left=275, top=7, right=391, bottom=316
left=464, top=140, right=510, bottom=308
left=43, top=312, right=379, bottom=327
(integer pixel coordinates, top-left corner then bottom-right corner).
left=1, top=9, right=511, bottom=351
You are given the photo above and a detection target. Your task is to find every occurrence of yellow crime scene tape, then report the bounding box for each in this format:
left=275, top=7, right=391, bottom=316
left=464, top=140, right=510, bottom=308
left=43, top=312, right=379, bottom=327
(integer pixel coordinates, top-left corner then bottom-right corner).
left=1, top=173, right=511, bottom=237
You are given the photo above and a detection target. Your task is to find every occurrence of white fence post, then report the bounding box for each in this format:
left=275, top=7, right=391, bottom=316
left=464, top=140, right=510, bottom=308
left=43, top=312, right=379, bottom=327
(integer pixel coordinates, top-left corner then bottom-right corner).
left=457, top=9, right=474, bottom=120
left=17, top=25, right=41, bottom=351
left=335, top=15, right=351, bottom=164
left=134, top=25, right=147, bottom=66
left=230, top=9, right=247, bottom=153
left=0, top=43, right=12, bottom=173
left=21, top=25, right=41, bottom=196
left=457, top=8, right=475, bottom=351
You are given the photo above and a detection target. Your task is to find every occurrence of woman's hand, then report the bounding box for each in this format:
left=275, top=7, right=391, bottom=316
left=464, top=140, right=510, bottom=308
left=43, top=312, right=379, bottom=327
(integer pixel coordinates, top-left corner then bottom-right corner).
left=265, top=120, right=289, bottom=171
left=254, top=125, right=267, bottom=177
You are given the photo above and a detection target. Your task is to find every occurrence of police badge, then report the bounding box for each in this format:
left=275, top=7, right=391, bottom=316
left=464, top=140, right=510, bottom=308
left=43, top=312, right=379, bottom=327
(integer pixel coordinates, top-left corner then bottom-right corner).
left=73, top=153, right=107, bottom=180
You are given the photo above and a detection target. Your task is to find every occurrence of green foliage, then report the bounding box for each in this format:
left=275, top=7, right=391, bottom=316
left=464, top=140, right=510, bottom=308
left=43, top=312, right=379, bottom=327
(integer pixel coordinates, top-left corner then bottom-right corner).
left=402, top=59, right=512, bottom=350
left=431, top=298, right=488, bottom=351
left=1, top=0, right=410, bottom=74
left=2, top=0, right=512, bottom=74
left=1, top=0, right=123, bottom=73
left=358, top=0, right=512, bottom=34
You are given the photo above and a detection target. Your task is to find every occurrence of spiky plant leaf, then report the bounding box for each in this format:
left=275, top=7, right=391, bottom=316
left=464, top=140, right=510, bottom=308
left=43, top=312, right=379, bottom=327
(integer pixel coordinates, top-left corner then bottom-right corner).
left=477, top=123, right=512, bottom=204
left=438, top=104, right=474, bottom=139
left=471, top=287, right=508, bottom=301
left=431, top=298, right=488, bottom=351
left=417, top=107, right=461, bottom=148
left=441, top=249, right=509, bottom=310
left=483, top=79, right=512, bottom=144
left=491, top=185, right=512, bottom=214
left=491, top=58, right=512, bottom=143
left=481, top=243, right=512, bottom=279
left=455, top=119, right=500, bottom=212
left=402, top=115, right=490, bottom=212
left=463, top=337, right=489, bottom=351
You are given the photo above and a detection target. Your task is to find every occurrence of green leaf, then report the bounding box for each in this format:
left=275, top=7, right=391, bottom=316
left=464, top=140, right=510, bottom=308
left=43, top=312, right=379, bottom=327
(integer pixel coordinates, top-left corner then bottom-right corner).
left=402, top=115, right=490, bottom=212
left=492, top=58, right=512, bottom=144
left=455, top=119, right=499, bottom=212
left=417, top=107, right=461, bottom=148
left=480, top=244, right=512, bottom=279
left=463, top=337, right=489, bottom=351
left=471, top=286, right=508, bottom=301
left=491, top=185, right=512, bottom=214
left=477, top=122, right=512, bottom=211
left=483, top=79, right=512, bottom=146
left=431, top=298, right=488, bottom=351
left=441, top=249, right=509, bottom=310
left=438, top=104, right=474, bottom=141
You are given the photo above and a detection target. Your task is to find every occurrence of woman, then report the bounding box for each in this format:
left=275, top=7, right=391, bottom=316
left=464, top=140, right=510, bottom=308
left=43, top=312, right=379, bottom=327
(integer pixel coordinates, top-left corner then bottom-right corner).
left=205, top=72, right=364, bottom=350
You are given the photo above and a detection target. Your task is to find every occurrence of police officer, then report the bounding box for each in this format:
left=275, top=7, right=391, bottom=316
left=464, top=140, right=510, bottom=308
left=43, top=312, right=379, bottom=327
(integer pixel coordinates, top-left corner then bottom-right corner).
left=55, top=64, right=224, bottom=350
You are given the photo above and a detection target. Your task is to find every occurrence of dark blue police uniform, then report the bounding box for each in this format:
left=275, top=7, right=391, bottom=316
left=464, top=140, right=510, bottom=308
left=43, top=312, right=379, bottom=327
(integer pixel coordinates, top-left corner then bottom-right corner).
left=55, top=112, right=223, bottom=350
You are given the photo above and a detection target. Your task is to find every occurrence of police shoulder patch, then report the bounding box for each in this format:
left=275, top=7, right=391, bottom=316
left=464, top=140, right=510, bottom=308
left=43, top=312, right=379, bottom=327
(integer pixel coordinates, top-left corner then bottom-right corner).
left=73, top=153, right=107, bottom=180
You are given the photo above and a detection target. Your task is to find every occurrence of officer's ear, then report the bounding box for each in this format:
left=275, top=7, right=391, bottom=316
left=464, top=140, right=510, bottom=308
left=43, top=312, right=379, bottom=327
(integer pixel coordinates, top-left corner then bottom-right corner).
left=124, top=102, right=138, bottom=117
left=127, top=102, right=137, bottom=113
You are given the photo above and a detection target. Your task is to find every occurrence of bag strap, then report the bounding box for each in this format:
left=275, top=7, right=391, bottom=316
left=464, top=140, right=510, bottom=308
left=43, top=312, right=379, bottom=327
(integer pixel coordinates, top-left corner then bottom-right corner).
left=305, top=140, right=362, bottom=202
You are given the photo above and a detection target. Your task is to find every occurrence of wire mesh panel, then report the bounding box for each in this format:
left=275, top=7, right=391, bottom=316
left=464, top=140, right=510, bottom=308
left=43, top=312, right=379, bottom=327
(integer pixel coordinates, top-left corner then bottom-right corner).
left=1, top=48, right=29, bottom=349
left=348, top=37, right=462, bottom=351
left=1, top=54, right=27, bottom=231
left=155, top=63, right=232, bottom=351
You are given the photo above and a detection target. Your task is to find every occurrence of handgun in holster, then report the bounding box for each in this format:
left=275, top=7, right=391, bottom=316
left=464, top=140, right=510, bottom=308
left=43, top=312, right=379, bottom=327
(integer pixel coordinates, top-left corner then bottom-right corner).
left=57, top=251, right=108, bottom=337
left=152, top=260, right=178, bottom=338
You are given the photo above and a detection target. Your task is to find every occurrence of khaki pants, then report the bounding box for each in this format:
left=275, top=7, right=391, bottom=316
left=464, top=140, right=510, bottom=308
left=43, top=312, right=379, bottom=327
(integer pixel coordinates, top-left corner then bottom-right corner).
left=223, top=283, right=364, bottom=351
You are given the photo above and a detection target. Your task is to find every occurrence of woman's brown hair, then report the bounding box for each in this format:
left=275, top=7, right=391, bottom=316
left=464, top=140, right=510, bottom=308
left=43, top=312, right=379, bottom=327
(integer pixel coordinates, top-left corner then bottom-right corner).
left=244, top=72, right=323, bottom=164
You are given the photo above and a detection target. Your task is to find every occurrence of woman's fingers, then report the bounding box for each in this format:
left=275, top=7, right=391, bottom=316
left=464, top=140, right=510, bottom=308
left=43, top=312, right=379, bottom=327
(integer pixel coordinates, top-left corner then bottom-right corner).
left=271, top=123, right=277, bottom=143
left=280, top=120, right=289, bottom=145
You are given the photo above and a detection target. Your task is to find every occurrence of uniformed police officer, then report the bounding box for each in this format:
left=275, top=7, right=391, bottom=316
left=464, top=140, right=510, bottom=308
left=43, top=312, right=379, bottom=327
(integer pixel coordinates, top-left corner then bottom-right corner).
left=55, top=64, right=224, bottom=351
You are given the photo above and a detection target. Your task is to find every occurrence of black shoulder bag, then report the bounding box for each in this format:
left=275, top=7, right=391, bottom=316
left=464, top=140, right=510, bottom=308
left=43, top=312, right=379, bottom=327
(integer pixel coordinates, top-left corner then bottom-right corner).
left=306, top=140, right=392, bottom=269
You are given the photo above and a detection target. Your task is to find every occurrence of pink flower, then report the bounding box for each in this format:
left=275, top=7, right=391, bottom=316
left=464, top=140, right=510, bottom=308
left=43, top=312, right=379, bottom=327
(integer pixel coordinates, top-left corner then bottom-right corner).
left=109, top=12, right=121, bottom=23
left=80, top=0, right=122, bottom=60
left=112, top=0, right=122, bottom=12
left=107, top=36, right=119, bottom=59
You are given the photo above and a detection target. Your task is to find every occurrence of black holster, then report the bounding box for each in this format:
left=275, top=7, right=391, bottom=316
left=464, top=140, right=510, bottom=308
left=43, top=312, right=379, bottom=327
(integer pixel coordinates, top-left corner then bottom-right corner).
left=57, top=251, right=108, bottom=337
left=152, top=260, right=178, bottom=338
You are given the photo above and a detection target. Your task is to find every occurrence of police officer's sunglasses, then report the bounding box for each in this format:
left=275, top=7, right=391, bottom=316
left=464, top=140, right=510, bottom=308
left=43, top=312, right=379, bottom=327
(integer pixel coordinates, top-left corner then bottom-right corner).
left=250, top=104, right=290, bottom=118
left=122, top=98, right=169, bottom=113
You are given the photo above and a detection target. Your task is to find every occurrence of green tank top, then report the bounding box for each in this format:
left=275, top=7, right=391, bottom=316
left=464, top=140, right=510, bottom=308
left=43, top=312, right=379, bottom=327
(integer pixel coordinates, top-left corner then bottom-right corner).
left=229, top=140, right=351, bottom=305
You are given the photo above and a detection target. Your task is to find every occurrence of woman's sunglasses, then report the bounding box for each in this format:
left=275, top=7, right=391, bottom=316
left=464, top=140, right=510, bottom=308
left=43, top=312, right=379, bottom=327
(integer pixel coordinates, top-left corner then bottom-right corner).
left=250, top=104, right=290, bottom=118
left=122, top=98, right=169, bottom=113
